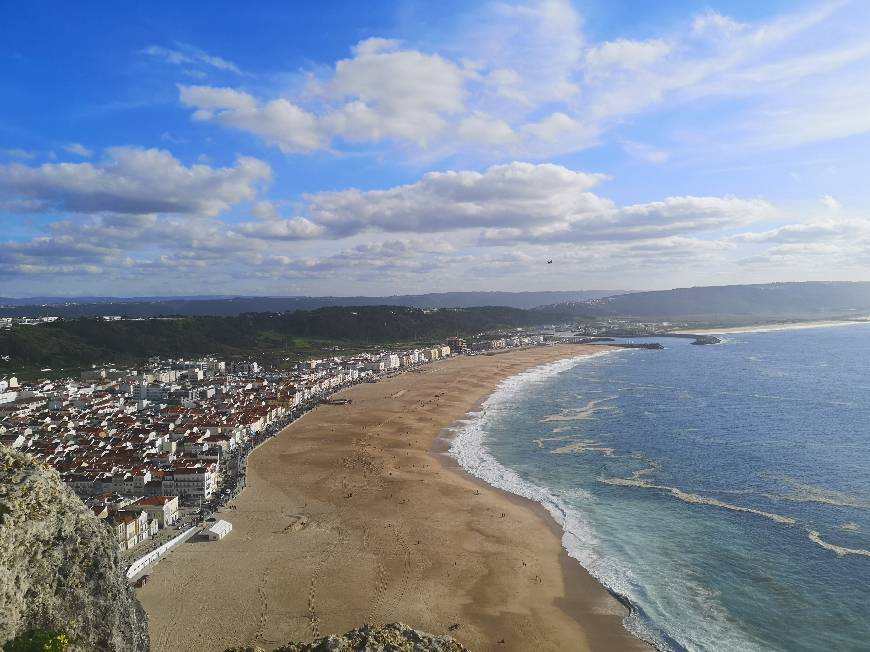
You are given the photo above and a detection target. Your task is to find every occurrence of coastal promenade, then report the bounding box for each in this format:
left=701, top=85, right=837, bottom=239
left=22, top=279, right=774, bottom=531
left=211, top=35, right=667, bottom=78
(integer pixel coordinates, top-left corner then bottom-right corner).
left=138, top=345, right=647, bottom=651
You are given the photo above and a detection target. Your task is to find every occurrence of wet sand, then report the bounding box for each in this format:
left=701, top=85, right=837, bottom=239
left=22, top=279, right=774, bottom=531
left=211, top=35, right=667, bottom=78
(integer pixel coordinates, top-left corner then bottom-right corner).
left=139, top=345, right=648, bottom=651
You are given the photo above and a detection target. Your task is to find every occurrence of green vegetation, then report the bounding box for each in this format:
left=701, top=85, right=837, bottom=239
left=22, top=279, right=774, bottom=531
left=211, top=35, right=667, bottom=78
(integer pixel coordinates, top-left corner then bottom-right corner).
left=0, top=305, right=563, bottom=375
left=3, top=630, right=71, bottom=652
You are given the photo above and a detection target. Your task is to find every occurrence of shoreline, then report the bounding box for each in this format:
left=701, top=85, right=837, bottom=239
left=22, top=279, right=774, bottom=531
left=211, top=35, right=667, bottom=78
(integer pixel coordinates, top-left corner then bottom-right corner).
left=138, top=345, right=647, bottom=651
left=433, top=404, right=652, bottom=652
left=672, top=317, right=870, bottom=335
left=438, top=352, right=659, bottom=650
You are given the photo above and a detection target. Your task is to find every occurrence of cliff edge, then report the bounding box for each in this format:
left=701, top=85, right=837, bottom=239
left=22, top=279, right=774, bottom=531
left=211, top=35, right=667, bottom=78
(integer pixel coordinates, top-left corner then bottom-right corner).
left=226, top=623, right=469, bottom=652
left=0, top=445, right=150, bottom=651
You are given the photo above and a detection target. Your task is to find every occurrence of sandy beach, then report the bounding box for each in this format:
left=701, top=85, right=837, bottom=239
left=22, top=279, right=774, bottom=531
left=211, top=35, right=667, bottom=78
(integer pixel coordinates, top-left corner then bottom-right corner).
left=138, top=345, right=648, bottom=652
left=673, top=317, right=870, bottom=335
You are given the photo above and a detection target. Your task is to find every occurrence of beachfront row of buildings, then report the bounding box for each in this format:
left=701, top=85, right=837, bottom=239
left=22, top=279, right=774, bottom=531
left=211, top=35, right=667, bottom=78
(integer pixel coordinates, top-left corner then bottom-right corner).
left=0, top=344, right=450, bottom=549
left=0, top=334, right=547, bottom=551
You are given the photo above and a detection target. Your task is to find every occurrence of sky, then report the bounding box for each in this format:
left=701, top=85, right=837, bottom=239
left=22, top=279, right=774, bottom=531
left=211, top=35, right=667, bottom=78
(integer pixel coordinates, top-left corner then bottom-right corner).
left=2, top=0, right=870, bottom=298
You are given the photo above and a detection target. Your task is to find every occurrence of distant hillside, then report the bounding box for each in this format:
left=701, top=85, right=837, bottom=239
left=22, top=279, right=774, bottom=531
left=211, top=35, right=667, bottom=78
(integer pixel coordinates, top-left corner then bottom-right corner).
left=0, top=290, right=623, bottom=318
left=546, top=282, right=870, bottom=322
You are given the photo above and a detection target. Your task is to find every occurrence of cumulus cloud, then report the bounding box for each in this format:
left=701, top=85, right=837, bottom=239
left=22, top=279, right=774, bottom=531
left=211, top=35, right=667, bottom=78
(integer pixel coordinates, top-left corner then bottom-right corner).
left=180, top=85, right=323, bottom=153
left=478, top=195, right=773, bottom=244
left=321, top=38, right=466, bottom=145
left=0, top=147, right=270, bottom=216
left=0, top=152, right=857, bottom=294
left=179, top=38, right=467, bottom=152
left=235, top=217, right=325, bottom=240
left=302, top=162, right=610, bottom=237
left=221, top=163, right=773, bottom=258
left=168, top=1, right=870, bottom=162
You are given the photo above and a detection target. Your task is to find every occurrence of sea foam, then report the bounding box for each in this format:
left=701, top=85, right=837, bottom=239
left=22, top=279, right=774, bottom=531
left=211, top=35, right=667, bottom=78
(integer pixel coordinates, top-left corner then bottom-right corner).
left=447, top=351, right=670, bottom=649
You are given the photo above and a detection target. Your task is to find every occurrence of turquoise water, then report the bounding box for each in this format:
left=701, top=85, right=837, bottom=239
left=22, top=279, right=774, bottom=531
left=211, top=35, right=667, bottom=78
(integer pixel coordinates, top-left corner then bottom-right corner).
left=451, top=327, right=870, bottom=651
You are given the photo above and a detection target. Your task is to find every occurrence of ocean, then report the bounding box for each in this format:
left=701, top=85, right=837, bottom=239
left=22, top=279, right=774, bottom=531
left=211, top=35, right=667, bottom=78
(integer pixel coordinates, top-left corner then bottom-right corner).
left=450, top=326, right=870, bottom=651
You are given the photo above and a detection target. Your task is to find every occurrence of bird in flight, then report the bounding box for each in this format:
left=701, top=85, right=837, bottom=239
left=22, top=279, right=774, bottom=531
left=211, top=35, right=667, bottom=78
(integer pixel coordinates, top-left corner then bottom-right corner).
left=547, top=259, right=553, bottom=264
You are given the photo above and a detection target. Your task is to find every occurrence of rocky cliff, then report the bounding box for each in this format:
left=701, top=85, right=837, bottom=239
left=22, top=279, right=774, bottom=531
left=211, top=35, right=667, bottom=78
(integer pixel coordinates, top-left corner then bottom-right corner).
left=0, top=446, right=150, bottom=651
left=226, top=623, right=469, bottom=652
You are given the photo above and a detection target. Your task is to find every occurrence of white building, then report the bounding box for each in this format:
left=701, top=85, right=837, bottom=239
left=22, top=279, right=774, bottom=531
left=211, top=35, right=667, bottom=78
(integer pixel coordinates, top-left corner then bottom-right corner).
left=205, top=519, right=232, bottom=541
left=163, top=463, right=218, bottom=501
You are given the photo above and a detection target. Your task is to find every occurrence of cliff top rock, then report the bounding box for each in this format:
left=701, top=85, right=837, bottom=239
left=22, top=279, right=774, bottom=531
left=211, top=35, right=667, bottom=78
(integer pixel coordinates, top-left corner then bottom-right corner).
left=226, top=623, right=469, bottom=652
left=0, top=445, right=150, bottom=651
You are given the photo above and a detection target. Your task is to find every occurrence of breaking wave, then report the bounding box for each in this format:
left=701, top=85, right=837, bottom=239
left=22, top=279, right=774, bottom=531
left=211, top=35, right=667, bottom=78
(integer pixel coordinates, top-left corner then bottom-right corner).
left=808, top=531, right=870, bottom=558
left=447, top=351, right=670, bottom=649
left=600, top=477, right=797, bottom=525
left=541, top=396, right=619, bottom=422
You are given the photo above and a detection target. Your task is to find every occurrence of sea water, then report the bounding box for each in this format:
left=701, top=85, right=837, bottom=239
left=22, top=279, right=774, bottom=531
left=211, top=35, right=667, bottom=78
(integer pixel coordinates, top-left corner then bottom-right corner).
left=451, top=326, right=870, bottom=651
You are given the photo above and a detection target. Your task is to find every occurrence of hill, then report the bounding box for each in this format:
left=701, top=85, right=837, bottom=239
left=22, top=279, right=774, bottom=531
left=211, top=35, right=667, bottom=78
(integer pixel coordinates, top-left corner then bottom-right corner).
left=0, top=305, right=566, bottom=373
left=544, top=282, right=870, bottom=322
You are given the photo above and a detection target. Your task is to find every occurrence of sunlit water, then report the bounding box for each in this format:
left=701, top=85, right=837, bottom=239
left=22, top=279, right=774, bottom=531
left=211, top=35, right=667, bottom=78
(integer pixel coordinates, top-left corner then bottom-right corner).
left=450, top=327, right=870, bottom=651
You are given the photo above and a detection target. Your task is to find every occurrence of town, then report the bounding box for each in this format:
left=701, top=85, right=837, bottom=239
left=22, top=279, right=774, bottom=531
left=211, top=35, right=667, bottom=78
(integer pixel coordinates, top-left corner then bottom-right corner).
left=0, top=333, right=547, bottom=567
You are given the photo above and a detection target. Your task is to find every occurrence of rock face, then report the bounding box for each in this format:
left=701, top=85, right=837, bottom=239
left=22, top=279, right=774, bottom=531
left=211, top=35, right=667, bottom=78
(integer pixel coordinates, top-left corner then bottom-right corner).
left=0, top=446, right=150, bottom=651
left=226, top=623, right=469, bottom=652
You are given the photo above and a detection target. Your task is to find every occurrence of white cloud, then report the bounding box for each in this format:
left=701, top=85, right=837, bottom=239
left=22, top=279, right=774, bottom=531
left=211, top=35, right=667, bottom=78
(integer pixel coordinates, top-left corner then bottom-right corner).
left=691, top=11, right=746, bottom=40
left=141, top=44, right=241, bottom=74
left=480, top=195, right=774, bottom=244
left=2, top=148, right=864, bottom=294
left=303, top=162, right=610, bottom=236
left=1, top=148, right=36, bottom=160
left=0, top=147, right=270, bottom=216
left=180, top=85, right=323, bottom=153
left=484, top=68, right=531, bottom=105
left=180, top=85, right=257, bottom=112
left=820, top=194, right=842, bottom=212
left=476, top=0, right=584, bottom=104
left=180, top=38, right=466, bottom=151
left=621, top=140, right=671, bottom=163
left=586, top=38, right=671, bottom=72
left=326, top=37, right=466, bottom=145
left=521, top=112, right=598, bottom=148
left=235, top=217, right=325, bottom=240
left=63, top=143, right=93, bottom=158
left=169, top=1, right=870, bottom=163
left=456, top=113, right=518, bottom=147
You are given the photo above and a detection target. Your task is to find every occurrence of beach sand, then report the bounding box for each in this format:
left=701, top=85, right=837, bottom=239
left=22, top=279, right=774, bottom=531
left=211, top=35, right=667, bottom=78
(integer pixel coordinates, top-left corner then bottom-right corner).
left=673, top=317, right=870, bottom=335
left=138, top=345, right=648, bottom=652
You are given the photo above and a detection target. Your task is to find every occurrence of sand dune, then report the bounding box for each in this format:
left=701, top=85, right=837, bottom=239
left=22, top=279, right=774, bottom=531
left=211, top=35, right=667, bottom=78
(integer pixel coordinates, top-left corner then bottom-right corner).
left=138, top=345, right=646, bottom=651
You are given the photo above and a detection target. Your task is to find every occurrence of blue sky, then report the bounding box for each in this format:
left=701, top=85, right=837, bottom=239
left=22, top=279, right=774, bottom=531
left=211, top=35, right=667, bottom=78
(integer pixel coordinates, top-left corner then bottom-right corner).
left=2, top=0, right=870, bottom=297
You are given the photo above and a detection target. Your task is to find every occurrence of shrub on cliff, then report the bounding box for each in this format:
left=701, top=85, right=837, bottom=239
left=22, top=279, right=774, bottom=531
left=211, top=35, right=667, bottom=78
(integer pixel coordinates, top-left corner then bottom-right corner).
left=3, top=629, right=71, bottom=652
